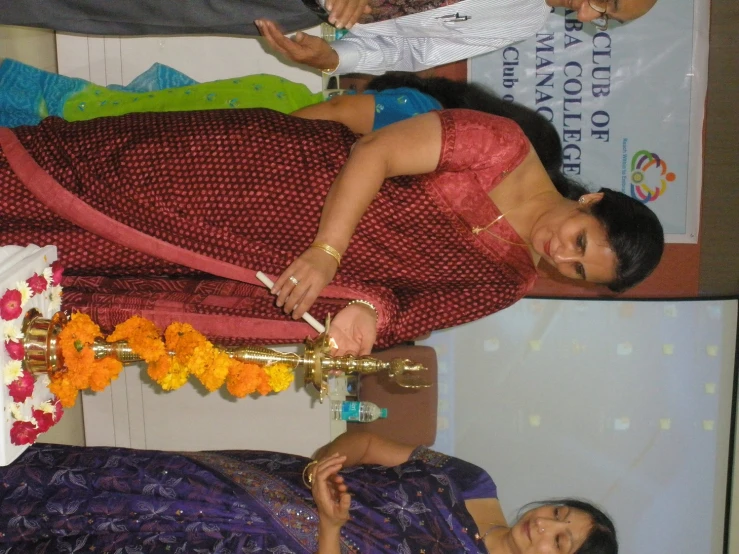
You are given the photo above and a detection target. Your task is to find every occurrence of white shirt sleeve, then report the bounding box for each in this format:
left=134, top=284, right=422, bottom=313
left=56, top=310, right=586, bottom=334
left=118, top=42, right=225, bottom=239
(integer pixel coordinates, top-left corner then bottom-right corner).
left=327, top=0, right=550, bottom=75
left=331, top=34, right=519, bottom=74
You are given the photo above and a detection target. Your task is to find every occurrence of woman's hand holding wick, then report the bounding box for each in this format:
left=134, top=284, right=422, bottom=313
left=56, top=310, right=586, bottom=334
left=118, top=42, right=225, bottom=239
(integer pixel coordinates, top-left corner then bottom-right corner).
left=312, top=454, right=351, bottom=531
left=273, top=247, right=339, bottom=319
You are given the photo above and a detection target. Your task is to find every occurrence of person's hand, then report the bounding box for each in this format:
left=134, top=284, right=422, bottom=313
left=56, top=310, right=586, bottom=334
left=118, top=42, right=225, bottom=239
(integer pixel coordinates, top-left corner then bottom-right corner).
left=256, top=20, right=340, bottom=72
left=325, top=0, right=371, bottom=29
left=273, top=247, right=339, bottom=319
left=329, top=303, right=377, bottom=356
left=312, top=453, right=351, bottom=530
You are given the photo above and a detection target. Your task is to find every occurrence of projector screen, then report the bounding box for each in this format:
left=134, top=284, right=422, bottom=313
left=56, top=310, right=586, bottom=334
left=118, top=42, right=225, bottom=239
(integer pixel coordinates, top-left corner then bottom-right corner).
left=421, top=299, right=737, bottom=554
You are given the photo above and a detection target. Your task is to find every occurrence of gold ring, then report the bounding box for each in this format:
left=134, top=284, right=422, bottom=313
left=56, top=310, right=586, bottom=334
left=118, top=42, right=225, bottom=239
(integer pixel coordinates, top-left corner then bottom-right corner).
left=289, top=276, right=299, bottom=286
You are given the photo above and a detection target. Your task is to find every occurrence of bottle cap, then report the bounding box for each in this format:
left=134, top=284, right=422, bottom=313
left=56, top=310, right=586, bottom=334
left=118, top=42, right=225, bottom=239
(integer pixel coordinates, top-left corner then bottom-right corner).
left=380, top=408, right=388, bottom=419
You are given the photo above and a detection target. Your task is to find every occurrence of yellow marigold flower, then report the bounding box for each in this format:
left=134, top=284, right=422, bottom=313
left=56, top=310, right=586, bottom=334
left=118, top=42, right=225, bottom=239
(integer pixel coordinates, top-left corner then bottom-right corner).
left=198, top=351, right=230, bottom=392
left=186, top=343, right=216, bottom=379
left=264, top=363, right=294, bottom=393
left=158, top=359, right=190, bottom=391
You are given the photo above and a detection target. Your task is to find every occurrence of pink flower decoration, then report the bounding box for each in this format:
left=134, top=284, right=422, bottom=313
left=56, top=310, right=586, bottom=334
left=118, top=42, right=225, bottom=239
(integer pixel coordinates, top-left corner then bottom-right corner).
left=10, top=420, right=39, bottom=446
left=5, top=339, right=24, bottom=361
left=50, top=261, right=64, bottom=286
left=32, top=409, right=55, bottom=433
left=0, top=289, right=22, bottom=320
left=26, top=272, right=48, bottom=295
left=8, top=370, right=35, bottom=403
left=52, top=398, right=64, bottom=423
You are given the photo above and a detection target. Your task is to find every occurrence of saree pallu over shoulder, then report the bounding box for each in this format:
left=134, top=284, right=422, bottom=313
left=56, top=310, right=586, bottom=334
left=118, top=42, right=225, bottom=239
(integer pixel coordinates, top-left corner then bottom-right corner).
left=183, top=450, right=348, bottom=552
left=0, top=123, right=389, bottom=342
left=430, top=110, right=537, bottom=284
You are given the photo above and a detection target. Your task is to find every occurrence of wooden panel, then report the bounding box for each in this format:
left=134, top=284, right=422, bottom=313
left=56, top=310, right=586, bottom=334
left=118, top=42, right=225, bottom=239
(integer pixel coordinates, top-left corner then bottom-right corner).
left=698, top=0, right=739, bottom=295
left=532, top=244, right=700, bottom=298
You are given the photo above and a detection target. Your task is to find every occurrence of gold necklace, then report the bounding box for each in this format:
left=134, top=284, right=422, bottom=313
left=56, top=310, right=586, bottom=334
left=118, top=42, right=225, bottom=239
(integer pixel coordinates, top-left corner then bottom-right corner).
left=471, top=189, right=552, bottom=248
left=474, top=522, right=505, bottom=541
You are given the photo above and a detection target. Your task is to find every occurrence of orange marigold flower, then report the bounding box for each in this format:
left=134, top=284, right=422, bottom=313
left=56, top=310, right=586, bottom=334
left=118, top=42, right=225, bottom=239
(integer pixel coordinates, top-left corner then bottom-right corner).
left=48, top=377, right=80, bottom=408
left=88, top=357, right=123, bottom=392
left=148, top=355, right=172, bottom=381
left=65, top=347, right=96, bottom=390
left=186, top=343, right=216, bottom=379
left=226, top=361, right=265, bottom=398
left=107, top=316, right=166, bottom=363
left=60, top=312, right=103, bottom=346
left=165, top=323, right=206, bottom=364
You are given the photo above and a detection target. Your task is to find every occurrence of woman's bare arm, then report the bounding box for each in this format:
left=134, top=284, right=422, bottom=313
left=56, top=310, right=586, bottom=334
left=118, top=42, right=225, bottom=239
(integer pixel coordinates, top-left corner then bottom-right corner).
left=314, top=431, right=417, bottom=468
left=292, top=93, right=376, bottom=134
left=273, top=111, right=443, bottom=318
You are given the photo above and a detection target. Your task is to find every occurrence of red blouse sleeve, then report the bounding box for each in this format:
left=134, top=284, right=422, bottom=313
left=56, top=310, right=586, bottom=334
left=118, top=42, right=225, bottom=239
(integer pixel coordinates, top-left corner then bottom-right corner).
left=435, top=109, right=530, bottom=193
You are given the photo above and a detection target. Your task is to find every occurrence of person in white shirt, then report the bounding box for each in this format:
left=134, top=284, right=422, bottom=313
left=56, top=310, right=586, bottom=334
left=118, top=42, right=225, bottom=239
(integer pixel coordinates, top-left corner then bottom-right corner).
left=257, top=0, right=659, bottom=75
left=0, top=0, right=658, bottom=75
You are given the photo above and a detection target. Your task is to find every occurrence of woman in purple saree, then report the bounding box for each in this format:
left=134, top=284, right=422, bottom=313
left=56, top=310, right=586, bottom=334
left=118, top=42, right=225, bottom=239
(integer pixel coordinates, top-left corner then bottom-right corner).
left=0, top=431, right=617, bottom=553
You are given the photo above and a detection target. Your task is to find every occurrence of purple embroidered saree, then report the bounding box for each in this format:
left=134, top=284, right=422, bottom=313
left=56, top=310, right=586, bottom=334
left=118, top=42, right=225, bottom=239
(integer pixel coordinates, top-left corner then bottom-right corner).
left=0, top=444, right=495, bottom=553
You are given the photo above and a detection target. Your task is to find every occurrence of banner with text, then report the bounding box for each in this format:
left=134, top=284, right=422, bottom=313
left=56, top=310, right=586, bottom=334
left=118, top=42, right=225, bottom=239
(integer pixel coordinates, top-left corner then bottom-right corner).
left=471, top=0, right=707, bottom=242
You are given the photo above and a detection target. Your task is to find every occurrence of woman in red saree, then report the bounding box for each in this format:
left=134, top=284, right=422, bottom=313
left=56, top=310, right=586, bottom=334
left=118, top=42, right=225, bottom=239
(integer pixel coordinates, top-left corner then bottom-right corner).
left=0, top=107, right=663, bottom=353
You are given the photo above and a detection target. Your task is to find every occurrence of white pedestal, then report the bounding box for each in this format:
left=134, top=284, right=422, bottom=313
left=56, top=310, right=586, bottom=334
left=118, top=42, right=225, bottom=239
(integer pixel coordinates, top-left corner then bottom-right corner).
left=0, top=245, right=59, bottom=466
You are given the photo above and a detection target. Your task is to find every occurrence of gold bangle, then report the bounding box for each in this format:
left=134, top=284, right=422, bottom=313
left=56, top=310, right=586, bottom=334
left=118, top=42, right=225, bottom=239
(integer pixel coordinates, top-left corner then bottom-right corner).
left=321, top=55, right=340, bottom=74
left=347, top=299, right=377, bottom=319
left=311, top=242, right=342, bottom=267
left=302, top=460, right=318, bottom=489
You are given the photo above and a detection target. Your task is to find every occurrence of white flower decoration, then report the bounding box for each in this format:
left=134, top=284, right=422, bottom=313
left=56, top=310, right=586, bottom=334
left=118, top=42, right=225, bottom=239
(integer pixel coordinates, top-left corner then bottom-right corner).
left=10, top=402, right=26, bottom=421
left=37, top=399, right=55, bottom=414
left=2, top=322, right=23, bottom=342
left=15, top=281, right=33, bottom=305
left=49, top=285, right=63, bottom=312
left=42, top=267, right=54, bottom=284
left=37, top=374, right=51, bottom=388
left=3, top=360, right=23, bottom=385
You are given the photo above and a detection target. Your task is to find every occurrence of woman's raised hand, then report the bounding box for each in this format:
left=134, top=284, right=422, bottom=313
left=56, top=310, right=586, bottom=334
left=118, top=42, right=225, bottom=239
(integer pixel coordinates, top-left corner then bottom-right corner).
left=312, top=454, right=351, bottom=530
left=329, top=303, right=377, bottom=356
left=325, top=0, right=371, bottom=29
left=273, top=247, right=339, bottom=319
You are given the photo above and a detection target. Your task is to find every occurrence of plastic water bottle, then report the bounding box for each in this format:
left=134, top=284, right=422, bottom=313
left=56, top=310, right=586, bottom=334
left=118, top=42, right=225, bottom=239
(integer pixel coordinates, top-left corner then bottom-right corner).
left=331, top=400, right=388, bottom=422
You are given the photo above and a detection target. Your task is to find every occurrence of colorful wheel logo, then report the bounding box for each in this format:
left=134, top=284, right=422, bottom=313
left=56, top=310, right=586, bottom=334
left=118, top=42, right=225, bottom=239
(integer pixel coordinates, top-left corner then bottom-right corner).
left=629, top=150, right=676, bottom=203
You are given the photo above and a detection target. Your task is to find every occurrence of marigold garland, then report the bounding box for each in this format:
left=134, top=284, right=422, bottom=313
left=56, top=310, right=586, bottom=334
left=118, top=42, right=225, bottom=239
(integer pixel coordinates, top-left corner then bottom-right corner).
left=51, top=313, right=123, bottom=408
left=54, top=313, right=295, bottom=404
left=106, top=316, right=166, bottom=363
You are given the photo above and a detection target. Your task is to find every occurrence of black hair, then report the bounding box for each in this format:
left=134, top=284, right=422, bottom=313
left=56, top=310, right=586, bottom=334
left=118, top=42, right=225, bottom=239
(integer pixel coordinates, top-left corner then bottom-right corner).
left=518, top=498, right=618, bottom=554
left=366, top=72, right=564, bottom=177
left=366, top=73, right=665, bottom=292
left=588, top=188, right=664, bottom=292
